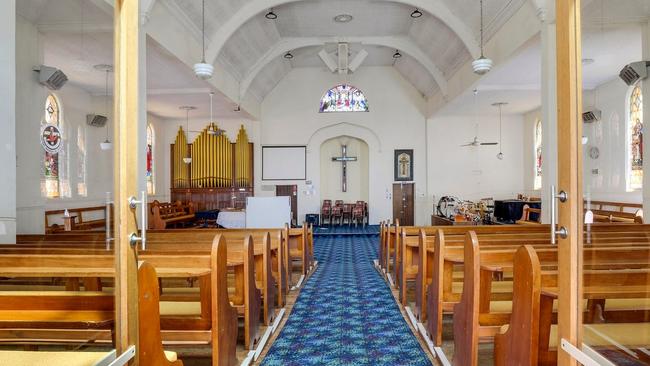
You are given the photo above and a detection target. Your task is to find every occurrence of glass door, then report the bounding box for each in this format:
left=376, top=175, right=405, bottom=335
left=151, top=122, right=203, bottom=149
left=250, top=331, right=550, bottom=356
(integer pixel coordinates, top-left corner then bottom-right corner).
left=557, top=0, right=650, bottom=364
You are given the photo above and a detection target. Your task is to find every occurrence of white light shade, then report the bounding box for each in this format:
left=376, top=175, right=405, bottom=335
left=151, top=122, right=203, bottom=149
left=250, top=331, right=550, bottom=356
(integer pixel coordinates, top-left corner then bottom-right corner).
left=582, top=136, right=589, bottom=145
left=193, top=62, right=214, bottom=80
left=100, top=140, right=113, bottom=150
left=472, top=57, right=493, bottom=75
left=183, top=157, right=193, bottom=164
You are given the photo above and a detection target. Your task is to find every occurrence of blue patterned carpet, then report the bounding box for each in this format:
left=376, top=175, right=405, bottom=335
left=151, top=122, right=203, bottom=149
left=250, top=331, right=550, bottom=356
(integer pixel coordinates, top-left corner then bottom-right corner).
left=261, top=234, right=431, bottom=366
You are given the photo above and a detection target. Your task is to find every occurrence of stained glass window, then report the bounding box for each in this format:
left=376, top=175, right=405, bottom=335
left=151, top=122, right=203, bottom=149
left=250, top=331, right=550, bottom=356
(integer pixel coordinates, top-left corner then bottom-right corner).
left=534, top=119, right=542, bottom=190
left=146, top=124, right=155, bottom=195
left=629, top=83, right=643, bottom=190
left=77, top=126, right=87, bottom=197
left=319, top=84, right=369, bottom=113
left=43, top=94, right=60, bottom=198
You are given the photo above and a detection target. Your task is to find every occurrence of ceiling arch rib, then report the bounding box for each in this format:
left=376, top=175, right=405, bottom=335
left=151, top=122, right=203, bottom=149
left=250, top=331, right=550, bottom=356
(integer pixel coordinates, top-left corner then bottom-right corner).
left=204, top=0, right=480, bottom=66
left=239, top=36, right=449, bottom=99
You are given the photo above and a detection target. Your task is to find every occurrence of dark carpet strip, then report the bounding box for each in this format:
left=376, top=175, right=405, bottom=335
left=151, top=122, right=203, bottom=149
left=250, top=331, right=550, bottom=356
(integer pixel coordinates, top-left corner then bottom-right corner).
left=313, top=225, right=380, bottom=236
left=260, top=233, right=431, bottom=366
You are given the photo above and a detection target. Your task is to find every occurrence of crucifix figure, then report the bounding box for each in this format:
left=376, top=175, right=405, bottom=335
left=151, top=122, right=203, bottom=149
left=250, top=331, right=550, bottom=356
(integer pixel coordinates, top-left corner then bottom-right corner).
left=332, top=145, right=357, bottom=192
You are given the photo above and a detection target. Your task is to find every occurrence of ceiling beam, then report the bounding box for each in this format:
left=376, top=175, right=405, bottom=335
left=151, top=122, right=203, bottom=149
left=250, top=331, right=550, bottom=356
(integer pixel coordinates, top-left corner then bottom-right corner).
left=204, top=0, right=481, bottom=66
left=239, top=36, right=449, bottom=99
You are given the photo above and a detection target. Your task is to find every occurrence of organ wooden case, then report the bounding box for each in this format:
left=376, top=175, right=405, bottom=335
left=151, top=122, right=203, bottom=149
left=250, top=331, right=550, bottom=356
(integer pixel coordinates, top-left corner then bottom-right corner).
left=170, top=124, right=254, bottom=210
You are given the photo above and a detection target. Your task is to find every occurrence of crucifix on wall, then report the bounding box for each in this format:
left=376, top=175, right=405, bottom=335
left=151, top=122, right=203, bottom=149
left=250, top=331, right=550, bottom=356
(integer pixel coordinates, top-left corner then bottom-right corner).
left=332, top=145, right=357, bottom=192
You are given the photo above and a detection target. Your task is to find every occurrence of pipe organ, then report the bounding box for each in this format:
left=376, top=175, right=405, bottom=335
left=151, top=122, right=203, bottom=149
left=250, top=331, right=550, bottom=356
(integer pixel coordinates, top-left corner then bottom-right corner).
left=171, top=124, right=254, bottom=210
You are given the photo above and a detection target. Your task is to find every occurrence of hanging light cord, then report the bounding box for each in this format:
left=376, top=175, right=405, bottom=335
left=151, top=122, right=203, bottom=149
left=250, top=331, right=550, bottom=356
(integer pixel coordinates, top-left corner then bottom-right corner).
left=499, top=104, right=503, bottom=153
left=481, top=0, right=483, bottom=58
left=105, top=69, right=109, bottom=141
left=210, top=92, right=214, bottom=123
left=201, top=0, right=206, bottom=63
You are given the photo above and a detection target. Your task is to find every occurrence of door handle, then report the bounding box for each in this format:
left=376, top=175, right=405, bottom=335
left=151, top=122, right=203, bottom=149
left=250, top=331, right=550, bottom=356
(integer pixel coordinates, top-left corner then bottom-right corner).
left=550, top=185, right=568, bottom=244
left=128, top=190, right=147, bottom=250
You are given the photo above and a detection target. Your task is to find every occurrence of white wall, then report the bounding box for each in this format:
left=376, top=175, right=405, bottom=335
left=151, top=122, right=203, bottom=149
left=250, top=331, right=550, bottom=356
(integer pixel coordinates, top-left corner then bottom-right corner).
left=0, top=0, right=16, bottom=243
left=582, top=79, right=642, bottom=203
left=319, top=136, right=369, bottom=204
left=523, top=108, right=542, bottom=196
left=257, top=66, right=428, bottom=225
left=427, top=113, right=527, bottom=205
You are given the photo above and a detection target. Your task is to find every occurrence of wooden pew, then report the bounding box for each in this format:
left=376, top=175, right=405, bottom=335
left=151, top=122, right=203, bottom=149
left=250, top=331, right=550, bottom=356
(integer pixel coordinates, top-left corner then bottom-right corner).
left=138, top=261, right=185, bottom=366
left=450, top=233, right=650, bottom=366
left=0, top=261, right=182, bottom=365
left=45, top=206, right=111, bottom=233
left=149, top=200, right=196, bottom=230
left=287, top=224, right=314, bottom=278
left=418, top=227, right=650, bottom=347
left=0, top=235, right=243, bottom=365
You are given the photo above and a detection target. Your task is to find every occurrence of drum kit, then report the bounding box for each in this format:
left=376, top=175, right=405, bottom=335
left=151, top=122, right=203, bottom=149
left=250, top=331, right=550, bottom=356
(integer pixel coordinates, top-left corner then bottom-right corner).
left=435, top=196, right=495, bottom=224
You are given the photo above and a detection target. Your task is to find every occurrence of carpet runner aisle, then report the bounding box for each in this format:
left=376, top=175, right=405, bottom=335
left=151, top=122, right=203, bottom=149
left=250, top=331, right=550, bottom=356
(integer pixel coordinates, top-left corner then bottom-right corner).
left=260, top=232, right=432, bottom=366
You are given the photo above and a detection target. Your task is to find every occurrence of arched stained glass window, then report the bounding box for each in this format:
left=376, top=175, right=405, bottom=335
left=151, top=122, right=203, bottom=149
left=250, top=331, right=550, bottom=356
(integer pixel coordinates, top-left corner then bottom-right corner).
left=146, top=124, right=155, bottom=195
left=319, top=84, right=369, bottom=113
left=534, top=119, right=542, bottom=190
left=43, top=94, right=61, bottom=198
left=628, top=83, right=643, bottom=190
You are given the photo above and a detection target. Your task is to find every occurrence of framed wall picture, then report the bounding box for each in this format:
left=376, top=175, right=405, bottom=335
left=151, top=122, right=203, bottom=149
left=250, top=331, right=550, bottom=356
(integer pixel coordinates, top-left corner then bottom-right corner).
left=394, top=149, right=413, bottom=181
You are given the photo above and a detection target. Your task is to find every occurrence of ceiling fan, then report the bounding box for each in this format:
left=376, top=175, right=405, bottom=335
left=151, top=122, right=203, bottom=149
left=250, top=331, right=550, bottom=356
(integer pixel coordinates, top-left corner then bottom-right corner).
left=461, top=89, right=498, bottom=148
left=460, top=136, right=498, bottom=147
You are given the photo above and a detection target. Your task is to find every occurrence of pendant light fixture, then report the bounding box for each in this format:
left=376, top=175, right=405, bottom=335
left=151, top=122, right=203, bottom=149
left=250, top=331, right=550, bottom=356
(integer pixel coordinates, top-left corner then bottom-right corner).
left=283, top=51, right=294, bottom=59
left=97, top=64, right=113, bottom=150
left=472, top=0, right=493, bottom=75
left=410, top=8, right=422, bottom=18
left=392, top=50, right=402, bottom=59
left=206, top=92, right=224, bottom=136
left=492, top=102, right=508, bottom=159
left=265, top=9, right=278, bottom=20
left=180, top=106, right=196, bottom=164
left=193, top=0, right=213, bottom=80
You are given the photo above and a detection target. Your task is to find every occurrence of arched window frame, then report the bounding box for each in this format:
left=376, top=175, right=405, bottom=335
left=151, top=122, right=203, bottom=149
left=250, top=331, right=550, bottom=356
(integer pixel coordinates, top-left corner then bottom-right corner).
left=319, top=84, right=369, bottom=113
left=534, top=119, right=543, bottom=190
left=627, top=82, right=643, bottom=191
left=146, top=123, right=155, bottom=195
left=43, top=93, right=63, bottom=199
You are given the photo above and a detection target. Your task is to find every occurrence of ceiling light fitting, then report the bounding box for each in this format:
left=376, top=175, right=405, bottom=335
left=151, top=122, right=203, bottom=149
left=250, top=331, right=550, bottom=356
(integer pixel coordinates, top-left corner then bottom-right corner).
left=410, top=8, right=422, bottom=18
left=265, top=9, right=278, bottom=20
left=97, top=64, right=113, bottom=150
left=492, top=102, right=508, bottom=159
left=194, top=0, right=213, bottom=80
left=333, top=14, right=353, bottom=23
left=472, top=0, right=493, bottom=75
left=284, top=51, right=294, bottom=59
left=392, top=50, right=402, bottom=59
left=180, top=106, right=197, bottom=164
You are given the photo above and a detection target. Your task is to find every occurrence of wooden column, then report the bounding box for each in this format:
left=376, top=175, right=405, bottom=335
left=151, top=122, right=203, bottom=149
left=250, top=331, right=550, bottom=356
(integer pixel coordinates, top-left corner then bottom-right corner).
left=113, top=0, right=140, bottom=363
left=555, top=0, right=583, bottom=365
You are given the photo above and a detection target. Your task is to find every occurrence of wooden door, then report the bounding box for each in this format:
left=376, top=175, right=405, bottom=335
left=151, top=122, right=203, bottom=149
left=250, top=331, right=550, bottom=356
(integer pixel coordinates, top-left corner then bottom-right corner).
left=276, top=185, right=298, bottom=226
left=393, top=183, right=414, bottom=226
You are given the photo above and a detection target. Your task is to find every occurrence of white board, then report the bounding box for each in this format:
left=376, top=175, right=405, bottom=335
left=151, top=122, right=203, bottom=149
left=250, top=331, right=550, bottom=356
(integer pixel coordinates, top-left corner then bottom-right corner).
left=246, top=197, right=292, bottom=228
left=262, top=146, right=306, bottom=180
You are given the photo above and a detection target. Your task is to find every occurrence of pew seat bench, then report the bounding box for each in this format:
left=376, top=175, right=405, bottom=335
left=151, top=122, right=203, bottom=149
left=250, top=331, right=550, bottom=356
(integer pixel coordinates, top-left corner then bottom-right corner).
left=0, top=350, right=178, bottom=365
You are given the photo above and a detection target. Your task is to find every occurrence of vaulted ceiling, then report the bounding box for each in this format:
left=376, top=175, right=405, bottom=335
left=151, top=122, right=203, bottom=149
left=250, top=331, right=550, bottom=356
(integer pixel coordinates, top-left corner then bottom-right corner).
left=174, top=0, right=528, bottom=101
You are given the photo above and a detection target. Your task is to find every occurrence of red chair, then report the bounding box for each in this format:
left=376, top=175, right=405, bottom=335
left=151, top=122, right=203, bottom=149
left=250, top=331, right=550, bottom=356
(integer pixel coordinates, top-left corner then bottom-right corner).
left=352, top=201, right=365, bottom=227
left=331, top=204, right=343, bottom=226
left=342, top=204, right=353, bottom=226
left=321, top=200, right=332, bottom=226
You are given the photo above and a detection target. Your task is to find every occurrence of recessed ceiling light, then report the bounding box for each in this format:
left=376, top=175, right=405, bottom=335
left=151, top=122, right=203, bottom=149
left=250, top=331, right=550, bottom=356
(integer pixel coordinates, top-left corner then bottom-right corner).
left=284, top=51, right=294, bottom=59
left=265, top=9, right=277, bottom=20
left=582, top=58, right=595, bottom=65
left=334, top=14, right=354, bottom=23
left=410, top=9, right=423, bottom=18
left=392, top=50, right=402, bottom=59
left=93, top=64, right=113, bottom=72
